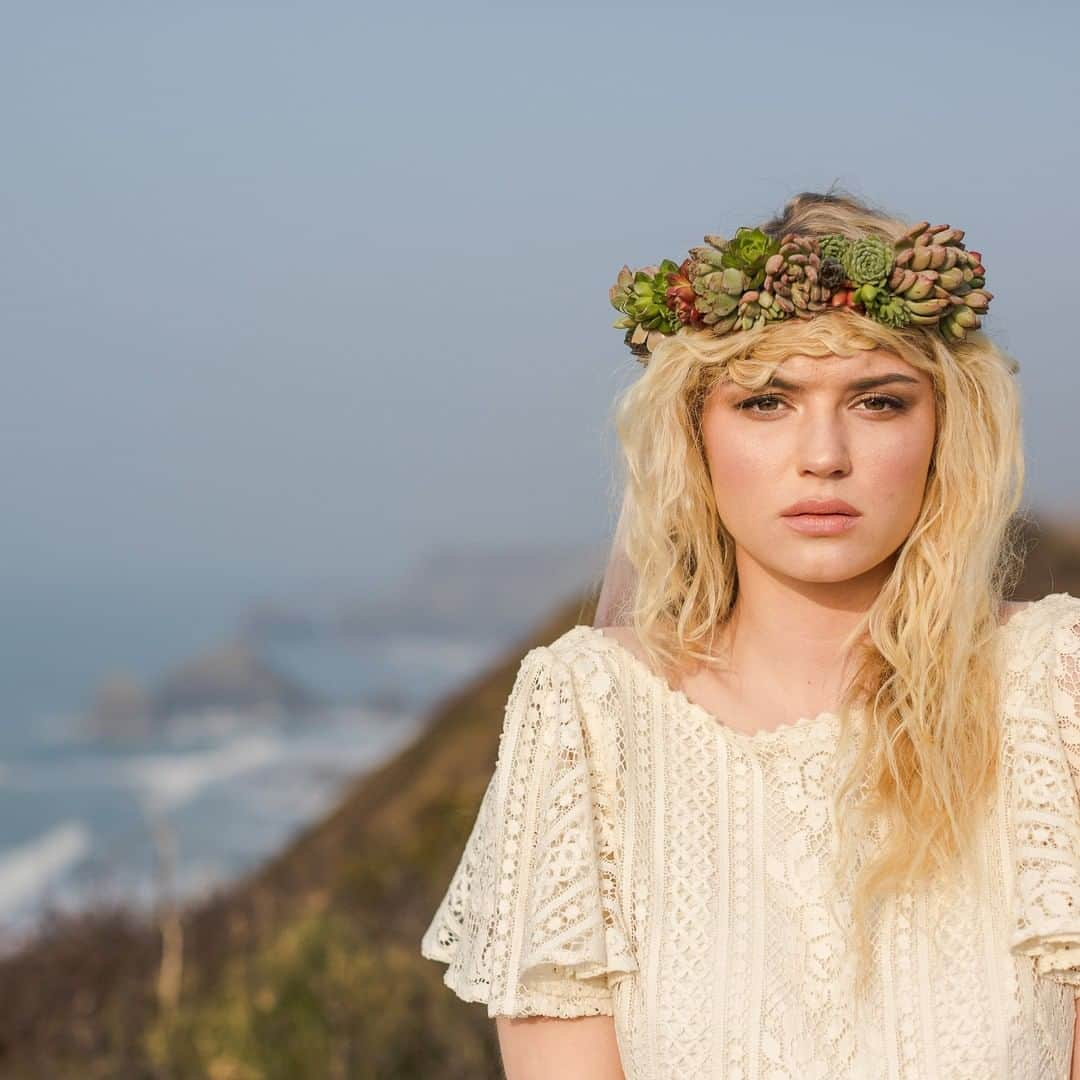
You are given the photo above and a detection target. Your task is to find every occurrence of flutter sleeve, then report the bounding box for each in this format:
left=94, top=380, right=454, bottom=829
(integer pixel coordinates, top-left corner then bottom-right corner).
left=419, top=645, right=638, bottom=1018
left=1008, top=593, right=1080, bottom=999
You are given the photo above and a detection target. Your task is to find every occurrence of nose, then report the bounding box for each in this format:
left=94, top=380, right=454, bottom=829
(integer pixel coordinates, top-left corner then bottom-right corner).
left=796, top=410, right=852, bottom=478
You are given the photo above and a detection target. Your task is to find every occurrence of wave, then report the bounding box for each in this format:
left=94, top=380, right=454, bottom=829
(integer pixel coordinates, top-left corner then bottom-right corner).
left=0, top=822, right=92, bottom=917
left=121, top=732, right=287, bottom=813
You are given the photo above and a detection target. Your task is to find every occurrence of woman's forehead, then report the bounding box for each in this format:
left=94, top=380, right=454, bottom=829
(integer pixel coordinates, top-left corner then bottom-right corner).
left=722, top=350, right=929, bottom=388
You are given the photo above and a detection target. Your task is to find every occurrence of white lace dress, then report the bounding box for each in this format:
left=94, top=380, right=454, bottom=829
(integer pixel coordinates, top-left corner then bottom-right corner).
left=420, top=591, right=1080, bottom=1078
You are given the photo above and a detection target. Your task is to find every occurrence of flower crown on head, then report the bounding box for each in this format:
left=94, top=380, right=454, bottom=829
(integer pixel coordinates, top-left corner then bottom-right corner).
left=609, top=220, right=992, bottom=363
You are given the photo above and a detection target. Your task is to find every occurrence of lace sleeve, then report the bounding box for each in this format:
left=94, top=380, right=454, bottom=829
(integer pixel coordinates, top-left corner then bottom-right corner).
left=1008, top=594, right=1080, bottom=1000
left=419, top=646, right=638, bottom=1018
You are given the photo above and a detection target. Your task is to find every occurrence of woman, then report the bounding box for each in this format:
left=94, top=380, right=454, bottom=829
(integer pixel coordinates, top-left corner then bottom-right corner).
left=420, top=189, right=1080, bottom=1078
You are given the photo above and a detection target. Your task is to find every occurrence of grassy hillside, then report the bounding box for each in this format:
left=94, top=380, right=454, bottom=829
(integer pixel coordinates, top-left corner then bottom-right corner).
left=0, top=513, right=1076, bottom=1078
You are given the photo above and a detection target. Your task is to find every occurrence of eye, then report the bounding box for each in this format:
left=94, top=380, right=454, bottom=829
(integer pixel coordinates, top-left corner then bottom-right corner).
left=855, top=395, right=907, bottom=412
left=734, top=394, right=908, bottom=414
left=735, top=394, right=784, bottom=413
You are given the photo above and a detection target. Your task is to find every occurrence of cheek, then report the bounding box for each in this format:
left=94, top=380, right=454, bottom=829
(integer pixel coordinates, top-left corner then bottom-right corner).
left=701, top=402, right=776, bottom=486
left=703, top=430, right=781, bottom=499
left=862, top=421, right=936, bottom=500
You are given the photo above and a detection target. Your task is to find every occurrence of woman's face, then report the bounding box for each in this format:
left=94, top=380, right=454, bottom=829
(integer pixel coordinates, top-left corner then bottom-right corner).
left=699, top=348, right=937, bottom=592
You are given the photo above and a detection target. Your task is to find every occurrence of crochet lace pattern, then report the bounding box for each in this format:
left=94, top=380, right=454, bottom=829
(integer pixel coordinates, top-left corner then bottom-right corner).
left=421, top=592, right=1080, bottom=1078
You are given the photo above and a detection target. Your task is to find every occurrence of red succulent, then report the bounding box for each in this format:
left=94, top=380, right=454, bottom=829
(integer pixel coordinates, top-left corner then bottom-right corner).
left=665, top=257, right=705, bottom=327
left=829, top=288, right=862, bottom=309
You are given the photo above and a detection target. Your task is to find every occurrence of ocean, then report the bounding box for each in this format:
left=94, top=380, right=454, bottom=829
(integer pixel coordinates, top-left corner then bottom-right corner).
left=0, top=569, right=505, bottom=955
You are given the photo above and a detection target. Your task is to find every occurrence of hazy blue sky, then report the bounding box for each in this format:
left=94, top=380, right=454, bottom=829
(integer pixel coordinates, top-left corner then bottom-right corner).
left=4, top=2, right=1078, bottom=599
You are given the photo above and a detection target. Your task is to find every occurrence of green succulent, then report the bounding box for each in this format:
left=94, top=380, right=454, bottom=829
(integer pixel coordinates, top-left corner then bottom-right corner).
left=609, top=258, right=683, bottom=335
left=688, top=264, right=748, bottom=329
left=859, top=286, right=911, bottom=329
left=843, top=236, right=895, bottom=288
left=717, top=227, right=780, bottom=288
left=817, top=234, right=851, bottom=265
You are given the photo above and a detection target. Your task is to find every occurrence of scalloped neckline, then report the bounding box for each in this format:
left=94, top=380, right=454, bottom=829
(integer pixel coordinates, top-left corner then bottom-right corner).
left=572, top=595, right=1059, bottom=745
left=573, top=625, right=838, bottom=744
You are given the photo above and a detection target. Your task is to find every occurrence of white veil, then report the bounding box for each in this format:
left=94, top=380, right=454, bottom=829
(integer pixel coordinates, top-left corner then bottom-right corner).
left=591, top=486, right=637, bottom=628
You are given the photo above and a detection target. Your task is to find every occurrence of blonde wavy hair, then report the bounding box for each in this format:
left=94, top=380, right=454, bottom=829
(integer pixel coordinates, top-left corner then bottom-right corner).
left=599, top=186, right=1028, bottom=1001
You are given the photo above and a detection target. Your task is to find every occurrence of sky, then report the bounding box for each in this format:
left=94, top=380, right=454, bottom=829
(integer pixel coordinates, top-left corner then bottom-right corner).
left=3, top=1, right=1078, bottom=601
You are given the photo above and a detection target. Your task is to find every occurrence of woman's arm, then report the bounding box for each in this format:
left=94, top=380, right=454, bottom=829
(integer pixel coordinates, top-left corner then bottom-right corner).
left=496, top=1014, right=626, bottom=1080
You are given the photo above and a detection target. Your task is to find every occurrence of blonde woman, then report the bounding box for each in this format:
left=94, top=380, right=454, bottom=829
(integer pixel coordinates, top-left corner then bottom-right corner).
left=421, top=189, right=1080, bottom=1078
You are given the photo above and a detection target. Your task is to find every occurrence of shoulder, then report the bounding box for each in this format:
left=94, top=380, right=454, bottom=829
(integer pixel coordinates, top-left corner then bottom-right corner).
left=1000, top=592, right=1080, bottom=770
left=507, top=627, right=634, bottom=724
left=530, top=626, right=636, bottom=784
left=588, top=624, right=647, bottom=661
left=1041, top=591, right=1080, bottom=653
left=1014, top=589, right=1080, bottom=621
left=1036, top=592, right=1080, bottom=735
left=541, top=625, right=630, bottom=682
left=541, top=623, right=657, bottom=700
left=1000, top=592, right=1080, bottom=658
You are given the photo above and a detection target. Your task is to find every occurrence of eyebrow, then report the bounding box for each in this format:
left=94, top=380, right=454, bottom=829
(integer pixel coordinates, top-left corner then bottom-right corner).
left=758, top=372, right=924, bottom=392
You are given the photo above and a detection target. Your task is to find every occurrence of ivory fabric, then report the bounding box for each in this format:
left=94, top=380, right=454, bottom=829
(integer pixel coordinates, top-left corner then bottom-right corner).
left=420, top=591, right=1080, bottom=1078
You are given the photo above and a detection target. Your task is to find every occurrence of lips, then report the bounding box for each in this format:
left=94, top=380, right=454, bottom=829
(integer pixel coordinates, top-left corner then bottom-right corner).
left=783, top=511, right=859, bottom=535
left=781, top=499, right=860, bottom=516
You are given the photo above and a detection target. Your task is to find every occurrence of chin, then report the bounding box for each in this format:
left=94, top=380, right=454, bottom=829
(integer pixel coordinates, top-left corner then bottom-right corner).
left=774, top=550, right=884, bottom=582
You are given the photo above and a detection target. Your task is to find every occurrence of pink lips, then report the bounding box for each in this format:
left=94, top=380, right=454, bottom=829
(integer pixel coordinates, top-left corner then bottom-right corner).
left=783, top=513, right=859, bottom=536
left=780, top=499, right=861, bottom=536
left=780, top=498, right=860, bottom=517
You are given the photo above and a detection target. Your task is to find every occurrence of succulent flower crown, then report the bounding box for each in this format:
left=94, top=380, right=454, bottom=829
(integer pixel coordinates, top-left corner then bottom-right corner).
left=609, top=220, right=992, bottom=363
